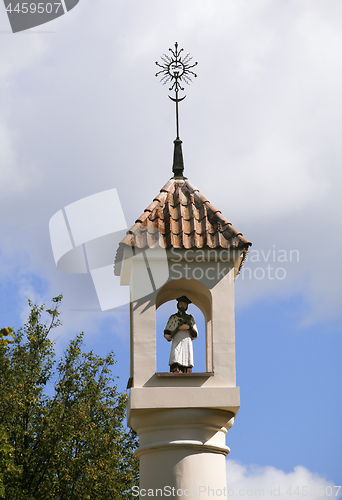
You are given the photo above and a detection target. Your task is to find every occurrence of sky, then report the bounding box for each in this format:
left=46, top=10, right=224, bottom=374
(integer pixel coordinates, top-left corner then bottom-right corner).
left=0, top=0, right=341, bottom=494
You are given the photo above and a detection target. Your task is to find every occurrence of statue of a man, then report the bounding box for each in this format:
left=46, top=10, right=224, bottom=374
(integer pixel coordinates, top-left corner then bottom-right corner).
left=164, top=296, right=198, bottom=373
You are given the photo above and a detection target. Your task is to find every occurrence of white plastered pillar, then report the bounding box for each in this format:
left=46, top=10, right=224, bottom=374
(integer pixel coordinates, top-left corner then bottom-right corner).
left=131, top=408, right=234, bottom=498
left=122, top=247, right=243, bottom=499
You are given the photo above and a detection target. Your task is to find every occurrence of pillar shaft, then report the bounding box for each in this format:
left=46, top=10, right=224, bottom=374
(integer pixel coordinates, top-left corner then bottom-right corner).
left=130, top=408, right=234, bottom=499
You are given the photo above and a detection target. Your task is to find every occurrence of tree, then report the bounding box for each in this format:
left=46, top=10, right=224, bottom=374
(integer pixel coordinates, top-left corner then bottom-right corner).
left=0, top=296, right=138, bottom=499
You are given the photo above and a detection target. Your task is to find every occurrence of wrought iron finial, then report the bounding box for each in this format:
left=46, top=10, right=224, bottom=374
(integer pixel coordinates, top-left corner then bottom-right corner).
left=156, top=42, right=197, bottom=178
left=155, top=42, right=198, bottom=140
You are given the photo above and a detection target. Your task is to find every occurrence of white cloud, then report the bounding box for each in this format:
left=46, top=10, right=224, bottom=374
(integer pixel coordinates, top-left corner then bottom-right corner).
left=17, top=277, right=46, bottom=325
left=0, top=30, right=45, bottom=80
left=0, top=122, right=39, bottom=195
left=226, top=460, right=339, bottom=500
left=0, top=0, right=342, bottom=325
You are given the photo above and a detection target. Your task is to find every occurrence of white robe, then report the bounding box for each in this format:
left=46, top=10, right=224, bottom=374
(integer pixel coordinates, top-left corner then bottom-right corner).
left=164, top=313, right=198, bottom=367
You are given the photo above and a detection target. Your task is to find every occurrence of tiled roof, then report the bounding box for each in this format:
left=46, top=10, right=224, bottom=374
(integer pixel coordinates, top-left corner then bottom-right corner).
left=114, top=178, right=251, bottom=274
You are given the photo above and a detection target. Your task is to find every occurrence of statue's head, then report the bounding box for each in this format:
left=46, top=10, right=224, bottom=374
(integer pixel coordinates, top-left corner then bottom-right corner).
left=176, top=295, right=191, bottom=313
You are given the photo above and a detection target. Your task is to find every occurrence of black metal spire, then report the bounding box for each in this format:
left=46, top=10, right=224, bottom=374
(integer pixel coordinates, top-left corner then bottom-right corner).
left=156, top=42, right=198, bottom=178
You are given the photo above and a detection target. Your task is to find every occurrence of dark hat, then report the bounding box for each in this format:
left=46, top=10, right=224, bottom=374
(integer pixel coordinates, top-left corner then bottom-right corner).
left=176, top=295, right=192, bottom=304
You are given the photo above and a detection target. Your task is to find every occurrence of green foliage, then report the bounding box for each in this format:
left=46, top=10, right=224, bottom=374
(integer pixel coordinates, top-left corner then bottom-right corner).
left=0, top=425, right=21, bottom=497
left=0, top=327, right=15, bottom=348
left=0, top=296, right=139, bottom=499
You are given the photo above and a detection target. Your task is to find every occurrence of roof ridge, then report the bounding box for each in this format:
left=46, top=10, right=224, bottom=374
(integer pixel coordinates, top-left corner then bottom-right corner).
left=183, top=179, right=199, bottom=193
left=160, top=179, right=175, bottom=193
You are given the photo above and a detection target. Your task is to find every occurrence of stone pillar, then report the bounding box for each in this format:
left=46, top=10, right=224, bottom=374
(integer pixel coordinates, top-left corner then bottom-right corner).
left=120, top=248, right=243, bottom=498
left=130, top=408, right=235, bottom=499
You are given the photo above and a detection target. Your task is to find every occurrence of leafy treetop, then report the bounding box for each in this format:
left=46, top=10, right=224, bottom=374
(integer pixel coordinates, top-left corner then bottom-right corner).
left=0, top=295, right=138, bottom=499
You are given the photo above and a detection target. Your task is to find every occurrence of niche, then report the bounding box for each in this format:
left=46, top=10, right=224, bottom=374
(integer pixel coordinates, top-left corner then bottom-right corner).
left=155, top=278, right=213, bottom=374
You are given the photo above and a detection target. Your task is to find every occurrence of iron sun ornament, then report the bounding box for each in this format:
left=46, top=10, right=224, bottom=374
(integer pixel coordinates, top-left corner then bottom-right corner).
left=155, top=42, right=198, bottom=140
left=155, top=42, right=198, bottom=93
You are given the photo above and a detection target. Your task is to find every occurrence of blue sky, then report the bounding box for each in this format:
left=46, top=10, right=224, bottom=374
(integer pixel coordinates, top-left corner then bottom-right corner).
left=0, top=0, right=341, bottom=496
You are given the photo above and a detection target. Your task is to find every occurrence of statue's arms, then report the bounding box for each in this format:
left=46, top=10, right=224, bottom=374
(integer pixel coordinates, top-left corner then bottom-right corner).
left=164, top=314, right=179, bottom=342
left=164, top=329, right=173, bottom=342
left=189, top=323, right=198, bottom=339
left=176, top=316, right=198, bottom=338
left=185, top=315, right=198, bottom=339
left=164, top=314, right=198, bottom=340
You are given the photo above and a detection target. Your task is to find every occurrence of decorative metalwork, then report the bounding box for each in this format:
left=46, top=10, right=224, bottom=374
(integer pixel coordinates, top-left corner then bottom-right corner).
left=156, top=42, right=198, bottom=139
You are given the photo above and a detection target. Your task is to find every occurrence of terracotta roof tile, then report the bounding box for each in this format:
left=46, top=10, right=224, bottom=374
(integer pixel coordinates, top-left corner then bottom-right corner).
left=160, top=179, right=174, bottom=192
left=194, top=191, right=209, bottom=204
left=159, top=231, right=168, bottom=248
left=183, top=179, right=198, bottom=193
left=162, top=230, right=171, bottom=248
left=135, top=211, right=150, bottom=224
left=169, top=204, right=180, bottom=220
left=205, top=202, right=221, bottom=214
left=182, top=219, right=194, bottom=235
left=171, top=233, right=182, bottom=248
left=147, top=231, right=159, bottom=248
left=121, top=233, right=134, bottom=247
left=146, top=223, right=159, bottom=234
left=193, top=218, right=204, bottom=235
left=169, top=218, right=182, bottom=235
left=181, top=204, right=193, bottom=221
left=218, top=232, right=228, bottom=248
left=194, top=205, right=206, bottom=223
left=221, top=225, right=241, bottom=240
left=194, top=232, right=205, bottom=248
left=183, top=233, right=194, bottom=249
left=127, top=222, right=141, bottom=235
left=144, top=200, right=160, bottom=213
left=179, top=189, right=190, bottom=206
left=153, top=191, right=168, bottom=202
left=114, top=178, right=252, bottom=275
left=134, top=232, right=147, bottom=249
left=215, top=211, right=232, bottom=227
left=206, top=233, right=217, bottom=248
left=157, top=218, right=166, bottom=234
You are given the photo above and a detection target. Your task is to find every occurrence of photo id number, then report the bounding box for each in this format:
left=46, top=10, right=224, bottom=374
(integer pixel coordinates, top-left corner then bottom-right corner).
left=6, top=3, right=63, bottom=14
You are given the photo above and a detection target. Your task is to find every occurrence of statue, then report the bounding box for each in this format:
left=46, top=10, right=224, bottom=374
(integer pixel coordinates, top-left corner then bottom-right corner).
left=164, top=296, right=198, bottom=373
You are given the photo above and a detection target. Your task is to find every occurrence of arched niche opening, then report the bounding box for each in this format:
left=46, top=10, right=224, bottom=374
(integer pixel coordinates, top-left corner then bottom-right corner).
left=156, top=301, right=206, bottom=373
left=156, top=278, right=213, bottom=374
